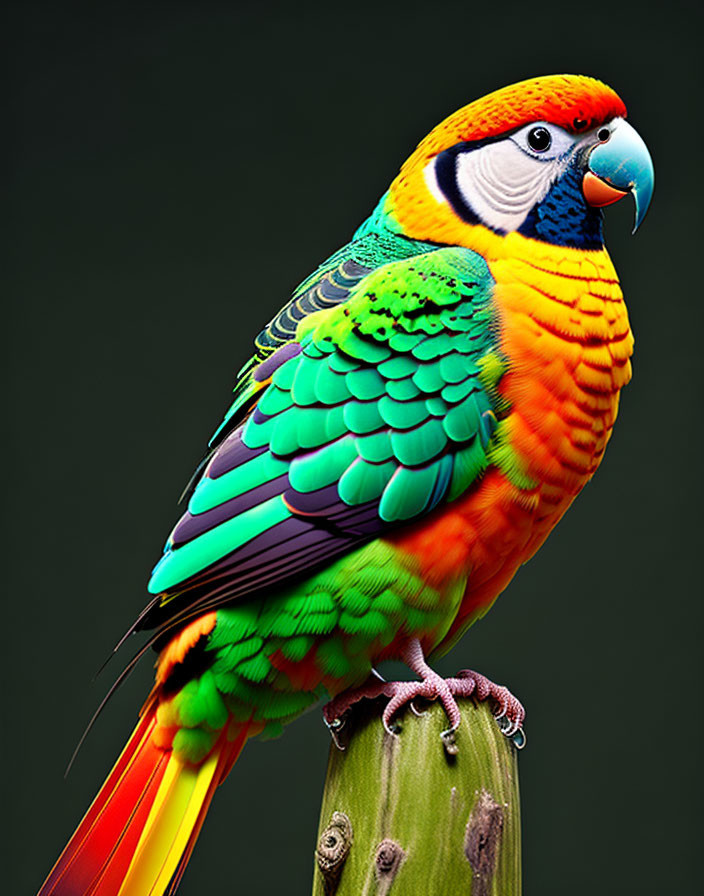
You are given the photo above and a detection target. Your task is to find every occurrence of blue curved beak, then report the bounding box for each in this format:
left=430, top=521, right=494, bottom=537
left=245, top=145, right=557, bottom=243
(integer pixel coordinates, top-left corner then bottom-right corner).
left=586, top=119, right=655, bottom=233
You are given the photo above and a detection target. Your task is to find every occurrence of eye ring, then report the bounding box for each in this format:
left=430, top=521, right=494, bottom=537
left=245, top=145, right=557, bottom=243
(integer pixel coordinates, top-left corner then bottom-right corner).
left=527, top=126, right=552, bottom=153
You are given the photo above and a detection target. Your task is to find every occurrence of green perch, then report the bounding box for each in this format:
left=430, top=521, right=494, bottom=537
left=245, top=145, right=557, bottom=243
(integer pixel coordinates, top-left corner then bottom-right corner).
left=312, top=698, right=521, bottom=896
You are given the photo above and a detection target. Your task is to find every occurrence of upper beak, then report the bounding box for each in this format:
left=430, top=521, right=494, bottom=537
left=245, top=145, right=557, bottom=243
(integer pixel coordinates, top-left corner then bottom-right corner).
left=583, top=119, right=654, bottom=232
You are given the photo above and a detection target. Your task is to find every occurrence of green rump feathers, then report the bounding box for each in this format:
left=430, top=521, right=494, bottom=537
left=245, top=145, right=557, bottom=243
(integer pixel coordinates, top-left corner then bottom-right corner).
left=171, top=540, right=468, bottom=755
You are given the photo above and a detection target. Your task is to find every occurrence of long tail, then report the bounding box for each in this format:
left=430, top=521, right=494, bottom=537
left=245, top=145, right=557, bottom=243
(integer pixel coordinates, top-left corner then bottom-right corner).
left=38, top=705, right=249, bottom=896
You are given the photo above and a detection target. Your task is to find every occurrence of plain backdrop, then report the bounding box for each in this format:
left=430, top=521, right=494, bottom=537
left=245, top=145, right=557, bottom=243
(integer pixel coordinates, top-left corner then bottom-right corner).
left=7, top=1, right=703, bottom=893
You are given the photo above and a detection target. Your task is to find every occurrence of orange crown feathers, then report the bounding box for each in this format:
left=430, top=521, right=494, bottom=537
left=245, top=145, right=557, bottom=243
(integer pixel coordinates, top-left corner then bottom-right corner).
left=413, top=75, right=627, bottom=160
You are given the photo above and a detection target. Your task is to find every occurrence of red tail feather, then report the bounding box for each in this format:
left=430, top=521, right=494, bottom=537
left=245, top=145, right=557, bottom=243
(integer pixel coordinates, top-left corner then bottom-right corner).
left=39, top=708, right=166, bottom=895
left=38, top=710, right=248, bottom=896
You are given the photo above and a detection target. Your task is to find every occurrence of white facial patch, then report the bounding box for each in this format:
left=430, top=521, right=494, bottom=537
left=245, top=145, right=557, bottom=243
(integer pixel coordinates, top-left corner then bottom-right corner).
left=454, top=139, right=567, bottom=232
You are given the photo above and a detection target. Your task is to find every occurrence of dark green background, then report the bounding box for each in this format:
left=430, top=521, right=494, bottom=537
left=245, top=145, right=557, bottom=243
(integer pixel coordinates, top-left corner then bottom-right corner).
left=7, top=2, right=703, bottom=893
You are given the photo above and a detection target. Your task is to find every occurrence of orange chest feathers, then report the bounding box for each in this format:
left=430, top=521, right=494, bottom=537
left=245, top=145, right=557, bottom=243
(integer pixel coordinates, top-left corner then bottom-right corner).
left=392, top=234, right=633, bottom=636
left=491, top=235, right=633, bottom=497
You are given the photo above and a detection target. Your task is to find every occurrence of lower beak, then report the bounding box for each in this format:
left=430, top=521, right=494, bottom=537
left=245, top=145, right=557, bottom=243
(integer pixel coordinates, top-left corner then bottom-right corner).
left=583, top=119, right=654, bottom=232
left=582, top=171, right=629, bottom=207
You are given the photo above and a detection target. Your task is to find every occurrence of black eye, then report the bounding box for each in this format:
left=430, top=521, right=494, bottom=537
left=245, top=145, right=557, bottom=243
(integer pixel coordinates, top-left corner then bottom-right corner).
left=598, top=127, right=610, bottom=142
left=527, top=126, right=552, bottom=152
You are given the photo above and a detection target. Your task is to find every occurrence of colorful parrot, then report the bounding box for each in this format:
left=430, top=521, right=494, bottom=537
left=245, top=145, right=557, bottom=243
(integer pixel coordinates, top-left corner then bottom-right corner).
left=39, top=74, right=653, bottom=895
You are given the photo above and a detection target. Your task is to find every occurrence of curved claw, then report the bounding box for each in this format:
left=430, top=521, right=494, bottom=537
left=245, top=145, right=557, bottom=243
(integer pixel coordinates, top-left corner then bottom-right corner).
left=496, top=714, right=515, bottom=735
left=492, top=700, right=507, bottom=720
left=495, top=709, right=525, bottom=741
left=440, top=726, right=459, bottom=756
left=512, top=727, right=527, bottom=750
left=409, top=699, right=428, bottom=718
left=323, top=714, right=347, bottom=751
left=382, top=714, right=402, bottom=737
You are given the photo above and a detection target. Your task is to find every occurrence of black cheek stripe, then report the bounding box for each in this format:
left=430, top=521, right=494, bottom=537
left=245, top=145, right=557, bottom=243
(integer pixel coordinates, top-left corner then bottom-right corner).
left=434, top=144, right=487, bottom=229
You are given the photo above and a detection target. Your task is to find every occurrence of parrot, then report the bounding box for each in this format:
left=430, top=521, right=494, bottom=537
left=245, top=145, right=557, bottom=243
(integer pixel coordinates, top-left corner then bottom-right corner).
left=38, top=73, right=654, bottom=895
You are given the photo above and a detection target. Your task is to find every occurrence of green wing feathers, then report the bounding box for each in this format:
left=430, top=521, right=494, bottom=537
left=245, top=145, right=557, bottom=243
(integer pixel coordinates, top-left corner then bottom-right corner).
left=210, top=229, right=438, bottom=443
left=148, top=248, right=502, bottom=605
left=252, top=247, right=500, bottom=522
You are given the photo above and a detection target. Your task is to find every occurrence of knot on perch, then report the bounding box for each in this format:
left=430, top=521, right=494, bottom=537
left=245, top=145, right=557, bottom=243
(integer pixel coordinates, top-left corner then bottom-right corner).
left=464, top=788, right=504, bottom=896
left=316, top=811, right=353, bottom=894
left=375, top=838, right=405, bottom=882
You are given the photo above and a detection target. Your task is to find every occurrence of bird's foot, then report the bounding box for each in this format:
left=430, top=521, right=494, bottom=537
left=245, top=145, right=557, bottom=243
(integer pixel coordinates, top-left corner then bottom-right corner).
left=323, top=669, right=465, bottom=738
left=322, top=641, right=525, bottom=750
left=378, top=668, right=525, bottom=747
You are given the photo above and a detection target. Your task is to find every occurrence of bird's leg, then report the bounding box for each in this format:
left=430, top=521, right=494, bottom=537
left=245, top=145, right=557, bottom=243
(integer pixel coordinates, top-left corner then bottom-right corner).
left=323, top=639, right=525, bottom=747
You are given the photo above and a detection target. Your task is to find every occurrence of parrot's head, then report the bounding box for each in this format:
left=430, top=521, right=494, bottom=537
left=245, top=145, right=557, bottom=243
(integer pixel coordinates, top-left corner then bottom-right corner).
left=382, top=74, right=654, bottom=254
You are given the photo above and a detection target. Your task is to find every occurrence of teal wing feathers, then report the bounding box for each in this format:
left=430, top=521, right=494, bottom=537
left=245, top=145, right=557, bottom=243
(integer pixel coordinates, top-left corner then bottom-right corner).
left=178, top=231, right=438, bottom=503
left=141, top=247, right=502, bottom=637
left=209, top=229, right=439, bottom=447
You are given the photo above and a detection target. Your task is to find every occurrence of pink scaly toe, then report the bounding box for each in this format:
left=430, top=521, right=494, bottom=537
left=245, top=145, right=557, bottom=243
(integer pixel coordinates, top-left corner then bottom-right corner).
left=323, top=671, right=393, bottom=727
left=454, top=669, right=525, bottom=736
left=381, top=670, right=462, bottom=735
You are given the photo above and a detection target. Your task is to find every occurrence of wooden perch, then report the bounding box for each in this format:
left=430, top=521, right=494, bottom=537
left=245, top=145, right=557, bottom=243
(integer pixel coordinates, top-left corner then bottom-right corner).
left=311, top=697, right=522, bottom=895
